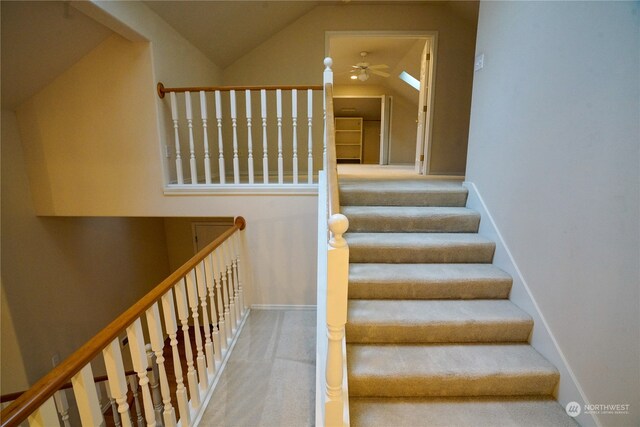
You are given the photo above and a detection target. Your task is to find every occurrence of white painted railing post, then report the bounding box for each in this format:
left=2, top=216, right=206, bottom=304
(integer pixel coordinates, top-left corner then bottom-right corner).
left=212, top=249, right=229, bottom=348
left=160, top=291, right=190, bottom=425
left=261, top=89, right=269, bottom=184
left=53, top=389, right=71, bottom=427
left=195, top=262, right=216, bottom=376
left=71, top=365, right=105, bottom=427
left=215, top=90, right=226, bottom=184
left=200, top=91, right=212, bottom=184
left=145, top=303, right=177, bottom=427
left=204, top=254, right=223, bottom=364
left=28, top=397, right=60, bottom=427
left=308, top=89, right=314, bottom=184
left=126, top=319, right=156, bottom=427
left=245, top=90, right=255, bottom=184
left=145, top=345, right=163, bottom=425
left=231, top=231, right=246, bottom=315
left=105, top=386, right=122, bottom=427
left=276, top=89, right=284, bottom=184
left=292, top=89, right=299, bottom=184
left=174, top=279, right=201, bottom=410
left=169, top=92, right=184, bottom=185
left=325, top=213, right=349, bottom=427
left=103, top=339, right=133, bottom=427
left=185, top=91, right=198, bottom=184
left=323, top=58, right=333, bottom=169
left=230, top=90, right=240, bottom=184
left=185, top=269, right=209, bottom=391
left=221, top=242, right=237, bottom=334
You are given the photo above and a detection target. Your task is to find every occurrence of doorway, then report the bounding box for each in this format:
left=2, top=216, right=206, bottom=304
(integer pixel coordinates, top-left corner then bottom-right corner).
left=326, top=31, right=437, bottom=172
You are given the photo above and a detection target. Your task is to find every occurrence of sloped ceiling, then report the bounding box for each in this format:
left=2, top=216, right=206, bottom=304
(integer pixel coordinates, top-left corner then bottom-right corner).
left=143, top=1, right=319, bottom=69
left=1, top=1, right=113, bottom=110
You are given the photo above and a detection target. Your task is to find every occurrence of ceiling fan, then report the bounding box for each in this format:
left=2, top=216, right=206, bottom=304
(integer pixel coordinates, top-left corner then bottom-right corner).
left=350, top=51, right=390, bottom=81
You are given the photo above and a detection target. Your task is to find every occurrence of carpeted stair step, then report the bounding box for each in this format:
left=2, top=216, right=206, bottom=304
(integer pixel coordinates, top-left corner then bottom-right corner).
left=341, top=206, right=480, bottom=233
left=346, top=300, right=532, bottom=343
left=347, top=343, right=559, bottom=397
left=349, top=397, right=578, bottom=427
left=347, top=233, right=495, bottom=263
left=348, top=263, right=512, bottom=299
left=340, top=180, right=468, bottom=207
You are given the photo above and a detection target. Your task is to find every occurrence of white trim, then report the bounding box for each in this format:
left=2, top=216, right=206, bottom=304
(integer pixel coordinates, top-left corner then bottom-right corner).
left=464, top=181, right=599, bottom=427
left=192, top=308, right=251, bottom=426
left=250, top=304, right=317, bottom=311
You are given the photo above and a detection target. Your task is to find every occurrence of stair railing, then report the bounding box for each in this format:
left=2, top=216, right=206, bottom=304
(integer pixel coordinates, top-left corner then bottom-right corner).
left=1, top=217, right=248, bottom=427
left=157, top=82, right=323, bottom=189
left=316, top=57, right=350, bottom=427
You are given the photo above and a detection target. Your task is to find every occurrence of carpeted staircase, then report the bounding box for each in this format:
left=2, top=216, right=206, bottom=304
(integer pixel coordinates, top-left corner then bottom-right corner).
left=340, top=177, right=577, bottom=427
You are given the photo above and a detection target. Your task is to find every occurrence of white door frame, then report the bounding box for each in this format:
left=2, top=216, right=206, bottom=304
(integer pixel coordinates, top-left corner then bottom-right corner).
left=325, top=30, right=438, bottom=172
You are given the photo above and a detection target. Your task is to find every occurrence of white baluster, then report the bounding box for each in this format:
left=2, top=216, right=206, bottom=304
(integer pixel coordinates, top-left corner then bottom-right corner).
left=174, top=279, right=200, bottom=409
left=200, top=91, right=212, bottom=184
left=276, top=89, right=284, bottom=184
left=145, top=346, right=163, bottom=425
left=145, top=303, right=177, bottom=427
left=185, top=91, right=198, bottom=184
left=105, top=386, right=122, bottom=427
left=204, top=253, right=223, bottom=364
left=215, top=248, right=232, bottom=344
left=223, top=240, right=240, bottom=329
left=292, top=89, right=298, bottom=184
left=127, top=375, right=145, bottom=427
left=28, top=397, right=60, bottom=427
left=103, top=339, right=133, bottom=427
left=230, top=90, right=240, bottom=184
left=214, top=90, right=226, bottom=184
left=170, top=92, right=184, bottom=185
left=325, top=213, right=349, bottom=427
left=195, top=261, right=216, bottom=375
left=160, top=291, right=190, bottom=425
left=222, top=241, right=237, bottom=333
left=232, top=230, right=246, bottom=316
left=53, top=387, right=71, bottom=427
left=185, top=269, right=208, bottom=390
left=323, top=58, right=333, bottom=168
left=245, top=90, right=255, bottom=184
left=71, top=364, right=105, bottom=427
left=261, top=89, right=269, bottom=184
left=307, top=89, right=314, bottom=184
left=127, top=318, right=156, bottom=427
left=212, top=249, right=229, bottom=349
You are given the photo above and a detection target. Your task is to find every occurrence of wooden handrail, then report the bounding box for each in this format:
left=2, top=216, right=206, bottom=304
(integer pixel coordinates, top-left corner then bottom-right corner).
left=0, top=216, right=246, bottom=427
left=157, top=82, right=323, bottom=99
left=324, top=83, right=339, bottom=217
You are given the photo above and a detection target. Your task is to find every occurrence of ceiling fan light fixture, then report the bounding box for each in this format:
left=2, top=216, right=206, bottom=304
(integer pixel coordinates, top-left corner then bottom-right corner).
left=357, top=70, right=369, bottom=81
left=350, top=74, right=358, bottom=80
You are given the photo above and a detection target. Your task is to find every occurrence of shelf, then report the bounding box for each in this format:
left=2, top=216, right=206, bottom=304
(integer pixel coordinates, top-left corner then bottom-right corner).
left=335, top=117, right=363, bottom=163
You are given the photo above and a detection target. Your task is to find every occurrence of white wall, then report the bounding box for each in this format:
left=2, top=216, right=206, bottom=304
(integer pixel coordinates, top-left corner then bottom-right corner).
left=466, top=2, right=639, bottom=426
left=223, top=3, right=477, bottom=174
left=1, top=109, right=172, bottom=384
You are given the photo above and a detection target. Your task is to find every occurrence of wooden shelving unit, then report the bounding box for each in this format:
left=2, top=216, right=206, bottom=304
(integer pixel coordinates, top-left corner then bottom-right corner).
left=335, top=117, right=363, bottom=163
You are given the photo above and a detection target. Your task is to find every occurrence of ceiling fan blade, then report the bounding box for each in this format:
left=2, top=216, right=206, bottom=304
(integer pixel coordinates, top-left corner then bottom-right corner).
left=371, top=70, right=391, bottom=78
left=351, top=65, right=360, bottom=69
left=369, top=64, right=390, bottom=69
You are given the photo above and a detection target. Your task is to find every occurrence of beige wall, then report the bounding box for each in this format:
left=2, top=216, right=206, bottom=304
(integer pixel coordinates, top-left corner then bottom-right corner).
left=1, top=281, right=29, bottom=394
left=223, top=3, right=477, bottom=174
left=1, top=109, right=172, bottom=384
left=466, top=2, right=639, bottom=426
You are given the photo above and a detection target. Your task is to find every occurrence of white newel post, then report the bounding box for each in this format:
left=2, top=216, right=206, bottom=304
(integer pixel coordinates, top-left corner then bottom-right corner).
left=276, top=89, right=284, bottom=184
left=200, top=91, right=212, bottom=184
left=308, top=89, right=314, bottom=184
left=261, top=89, right=269, bottom=184
left=185, top=91, right=198, bottom=184
left=245, top=90, right=255, bottom=184
left=215, top=90, right=226, bottom=184
left=292, top=89, right=299, bottom=184
left=325, top=213, right=349, bottom=427
left=323, top=58, right=333, bottom=169
left=169, top=92, right=184, bottom=185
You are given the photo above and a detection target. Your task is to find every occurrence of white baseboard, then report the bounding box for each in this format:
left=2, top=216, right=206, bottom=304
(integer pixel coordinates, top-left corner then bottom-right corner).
left=464, top=181, right=599, bottom=427
left=250, top=304, right=317, bottom=311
